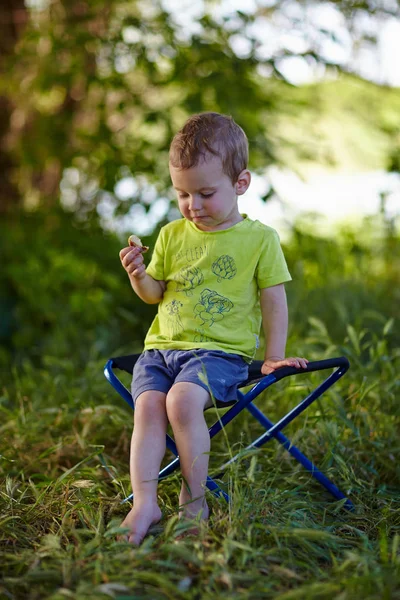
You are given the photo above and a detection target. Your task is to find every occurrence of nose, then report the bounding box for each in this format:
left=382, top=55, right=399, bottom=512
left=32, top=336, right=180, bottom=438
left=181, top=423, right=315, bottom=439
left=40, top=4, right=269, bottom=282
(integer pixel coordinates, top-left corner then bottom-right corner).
left=188, top=195, right=202, bottom=212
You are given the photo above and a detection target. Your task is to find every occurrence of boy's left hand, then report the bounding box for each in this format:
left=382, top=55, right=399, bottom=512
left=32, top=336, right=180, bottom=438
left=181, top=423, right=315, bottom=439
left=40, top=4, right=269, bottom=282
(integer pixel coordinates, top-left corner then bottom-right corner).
left=261, top=356, right=309, bottom=375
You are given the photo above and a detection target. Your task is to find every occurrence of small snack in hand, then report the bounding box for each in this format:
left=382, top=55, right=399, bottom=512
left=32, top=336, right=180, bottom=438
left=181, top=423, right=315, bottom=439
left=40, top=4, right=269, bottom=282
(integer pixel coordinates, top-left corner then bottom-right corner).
left=128, top=234, right=149, bottom=253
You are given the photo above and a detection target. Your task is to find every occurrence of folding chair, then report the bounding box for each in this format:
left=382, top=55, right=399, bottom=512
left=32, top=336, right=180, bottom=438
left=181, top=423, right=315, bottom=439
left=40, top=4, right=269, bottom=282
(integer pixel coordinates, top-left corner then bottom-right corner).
left=104, top=354, right=353, bottom=511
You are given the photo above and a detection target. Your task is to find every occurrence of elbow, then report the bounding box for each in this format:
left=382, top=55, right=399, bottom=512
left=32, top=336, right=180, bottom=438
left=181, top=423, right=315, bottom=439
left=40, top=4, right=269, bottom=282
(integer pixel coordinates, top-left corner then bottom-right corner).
left=140, top=290, right=164, bottom=304
left=138, top=292, right=162, bottom=304
left=146, top=296, right=162, bottom=305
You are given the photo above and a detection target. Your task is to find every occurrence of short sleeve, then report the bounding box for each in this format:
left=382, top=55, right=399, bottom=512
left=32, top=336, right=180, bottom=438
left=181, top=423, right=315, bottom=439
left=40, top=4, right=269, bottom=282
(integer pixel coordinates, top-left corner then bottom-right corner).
left=146, top=228, right=165, bottom=281
left=256, top=228, right=291, bottom=289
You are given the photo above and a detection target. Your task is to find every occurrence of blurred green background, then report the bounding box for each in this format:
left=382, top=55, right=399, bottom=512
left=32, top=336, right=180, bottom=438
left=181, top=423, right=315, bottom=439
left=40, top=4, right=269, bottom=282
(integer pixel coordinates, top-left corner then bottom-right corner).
left=0, top=0, right=398, bottom=373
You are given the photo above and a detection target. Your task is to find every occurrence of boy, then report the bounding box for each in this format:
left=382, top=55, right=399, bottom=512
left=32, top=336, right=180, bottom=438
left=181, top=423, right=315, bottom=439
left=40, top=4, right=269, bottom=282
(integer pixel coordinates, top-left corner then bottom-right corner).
left=119, top=112, right=308, bottom=544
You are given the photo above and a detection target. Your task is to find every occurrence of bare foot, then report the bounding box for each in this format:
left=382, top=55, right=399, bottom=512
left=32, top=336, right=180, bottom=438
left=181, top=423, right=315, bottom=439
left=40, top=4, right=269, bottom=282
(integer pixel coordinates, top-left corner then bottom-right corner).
left=180, top=499, right=209, bottom=521
left=120, top=502, right=162, bottom=545
left=176, top=498, right=209, bottom=538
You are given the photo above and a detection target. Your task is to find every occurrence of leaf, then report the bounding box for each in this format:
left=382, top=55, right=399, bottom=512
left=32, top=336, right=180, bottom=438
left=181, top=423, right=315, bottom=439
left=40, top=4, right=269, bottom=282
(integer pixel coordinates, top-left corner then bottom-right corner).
left=70, top=480, right=95, bottom=488
left=383, top=317, right=394, bottom=336
left=270, top=565, right=303, bottom=580
left=55, top=450, right=101, bottom=484
left=308, top=317, right=329, bottom=339
left=247, top=455, right=257, bottom=483
left=346, top=325, right=360, bottom=355
left=96, top=583, right=130, bottom=597
left=39, top=534, right=61, bottom=551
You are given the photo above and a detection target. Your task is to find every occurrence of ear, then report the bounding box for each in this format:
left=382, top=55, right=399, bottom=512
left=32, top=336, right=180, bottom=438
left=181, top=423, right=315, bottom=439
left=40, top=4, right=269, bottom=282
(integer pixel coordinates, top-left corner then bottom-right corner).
left=235, top=169, right=251, bottom=196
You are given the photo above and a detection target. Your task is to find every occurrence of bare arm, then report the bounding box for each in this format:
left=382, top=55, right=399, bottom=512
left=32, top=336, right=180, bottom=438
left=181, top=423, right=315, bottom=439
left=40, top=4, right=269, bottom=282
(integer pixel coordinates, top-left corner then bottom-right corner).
left=260, top=284, right=308, bottom=375
left=119, top=246, right=165, bottom=304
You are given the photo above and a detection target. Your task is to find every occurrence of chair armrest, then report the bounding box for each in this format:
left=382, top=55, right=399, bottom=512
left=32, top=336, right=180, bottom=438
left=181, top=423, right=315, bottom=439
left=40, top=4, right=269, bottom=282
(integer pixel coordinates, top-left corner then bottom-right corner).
left=273, top=356, right=350, bottom=382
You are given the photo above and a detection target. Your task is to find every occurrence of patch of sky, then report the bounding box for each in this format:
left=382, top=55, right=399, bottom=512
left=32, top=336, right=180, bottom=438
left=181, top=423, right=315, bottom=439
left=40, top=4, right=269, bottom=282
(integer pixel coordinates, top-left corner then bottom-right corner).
left=161, top=0, right=400, bottom=87
left=238, top=168, right=400, bottom=240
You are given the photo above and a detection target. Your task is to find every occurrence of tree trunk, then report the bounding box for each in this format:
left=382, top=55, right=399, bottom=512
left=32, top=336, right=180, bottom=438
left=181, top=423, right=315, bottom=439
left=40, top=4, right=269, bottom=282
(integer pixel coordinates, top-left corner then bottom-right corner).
left=0, top=0, right=27, bottom=214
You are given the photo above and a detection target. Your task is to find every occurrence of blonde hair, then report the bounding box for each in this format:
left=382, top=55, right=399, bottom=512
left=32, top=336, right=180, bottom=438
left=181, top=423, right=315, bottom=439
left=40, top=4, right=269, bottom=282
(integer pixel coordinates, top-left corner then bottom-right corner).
left=169, top=112, right=248, bottom=184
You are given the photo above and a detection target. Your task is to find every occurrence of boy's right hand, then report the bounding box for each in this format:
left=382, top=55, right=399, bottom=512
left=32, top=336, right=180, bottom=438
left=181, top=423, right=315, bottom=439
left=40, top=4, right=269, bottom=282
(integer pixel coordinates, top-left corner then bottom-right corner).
left=119, top=246, right=147, bottom=280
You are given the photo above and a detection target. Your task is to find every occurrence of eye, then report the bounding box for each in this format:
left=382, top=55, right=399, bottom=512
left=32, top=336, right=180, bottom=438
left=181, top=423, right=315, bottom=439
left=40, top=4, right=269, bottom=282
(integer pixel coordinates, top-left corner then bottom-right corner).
left=178, top=193, right=189, bottom=199
left=201, top=192, right=214, bottom=198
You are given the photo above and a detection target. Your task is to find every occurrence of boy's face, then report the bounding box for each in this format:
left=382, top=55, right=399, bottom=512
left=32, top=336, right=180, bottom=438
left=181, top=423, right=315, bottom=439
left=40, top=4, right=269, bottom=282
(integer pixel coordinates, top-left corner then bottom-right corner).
left=169, top=155, right=250, bottom=232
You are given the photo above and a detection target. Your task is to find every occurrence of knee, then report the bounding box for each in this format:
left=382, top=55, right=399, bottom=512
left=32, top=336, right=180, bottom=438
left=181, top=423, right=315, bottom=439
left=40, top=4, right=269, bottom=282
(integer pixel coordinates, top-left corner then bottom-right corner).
left=134, top=392, right=166, bottom=424
left=166, top=385, right=207, bottom=429
left=167, top=393, right=190, bottom=429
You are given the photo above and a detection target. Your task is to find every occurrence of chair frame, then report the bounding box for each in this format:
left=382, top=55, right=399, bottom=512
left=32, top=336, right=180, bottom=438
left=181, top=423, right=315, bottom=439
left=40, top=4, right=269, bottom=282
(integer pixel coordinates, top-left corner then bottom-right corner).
left=104, top=355, right=353, bottom=511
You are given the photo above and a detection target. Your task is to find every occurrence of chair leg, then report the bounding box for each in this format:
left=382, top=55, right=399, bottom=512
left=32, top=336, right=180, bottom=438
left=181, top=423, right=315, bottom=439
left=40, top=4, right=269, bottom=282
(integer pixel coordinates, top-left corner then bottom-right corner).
left=245, top=402, right=354, bottom=510
left=157, top=450, right=229, bottom=502
left=215, top=369, right=353, bottom=509
left=205, top=477, right=230, bottom=502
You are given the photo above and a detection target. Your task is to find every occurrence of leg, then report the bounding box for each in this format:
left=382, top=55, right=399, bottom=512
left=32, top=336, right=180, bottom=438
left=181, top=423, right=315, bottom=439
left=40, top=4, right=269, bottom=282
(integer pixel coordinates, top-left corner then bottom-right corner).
left=121, top=390, right=167, bottom=544
left=166, top=382, right=212, bottom=520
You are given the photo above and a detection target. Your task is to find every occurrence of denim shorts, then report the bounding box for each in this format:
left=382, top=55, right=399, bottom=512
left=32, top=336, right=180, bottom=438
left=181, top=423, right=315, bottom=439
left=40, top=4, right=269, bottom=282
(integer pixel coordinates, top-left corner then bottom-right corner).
left=131, top=349, right=249, bottom=406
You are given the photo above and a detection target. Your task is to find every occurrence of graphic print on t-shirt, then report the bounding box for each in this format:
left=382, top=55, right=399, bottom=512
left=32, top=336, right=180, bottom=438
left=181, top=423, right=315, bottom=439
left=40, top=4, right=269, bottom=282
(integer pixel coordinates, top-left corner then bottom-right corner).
left=165, top=299, right=184, bottom=339
left=175, top=243, right=208, bottom=264
left=194, top=288, right=234, bottom=327
left=175, top=265, right=204, bottom=296
left=211, top=255, right=237, bottom=282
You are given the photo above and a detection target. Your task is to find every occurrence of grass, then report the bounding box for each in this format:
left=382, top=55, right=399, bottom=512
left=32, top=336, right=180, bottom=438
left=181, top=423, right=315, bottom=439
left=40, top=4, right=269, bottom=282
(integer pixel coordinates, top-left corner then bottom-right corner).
left=1, top=317, right=399, bottom=600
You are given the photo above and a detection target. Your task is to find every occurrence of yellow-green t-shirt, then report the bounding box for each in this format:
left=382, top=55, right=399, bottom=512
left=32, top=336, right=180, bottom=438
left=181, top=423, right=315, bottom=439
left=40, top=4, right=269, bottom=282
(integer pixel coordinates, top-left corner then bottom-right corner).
left=144, top=216, right=291, bottom=360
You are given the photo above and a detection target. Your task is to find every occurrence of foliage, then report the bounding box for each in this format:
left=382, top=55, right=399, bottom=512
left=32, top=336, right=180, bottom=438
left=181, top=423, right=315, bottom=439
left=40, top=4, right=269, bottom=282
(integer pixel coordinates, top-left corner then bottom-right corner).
left=0, top=207, right=160, bottom=371
left=269, top=75, right=400, bottom=173
left=1, top=0, right=400, bottom=217
left=285, top=213, right=400, bottom=349
left=1, top=0, right=281, bottom=214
